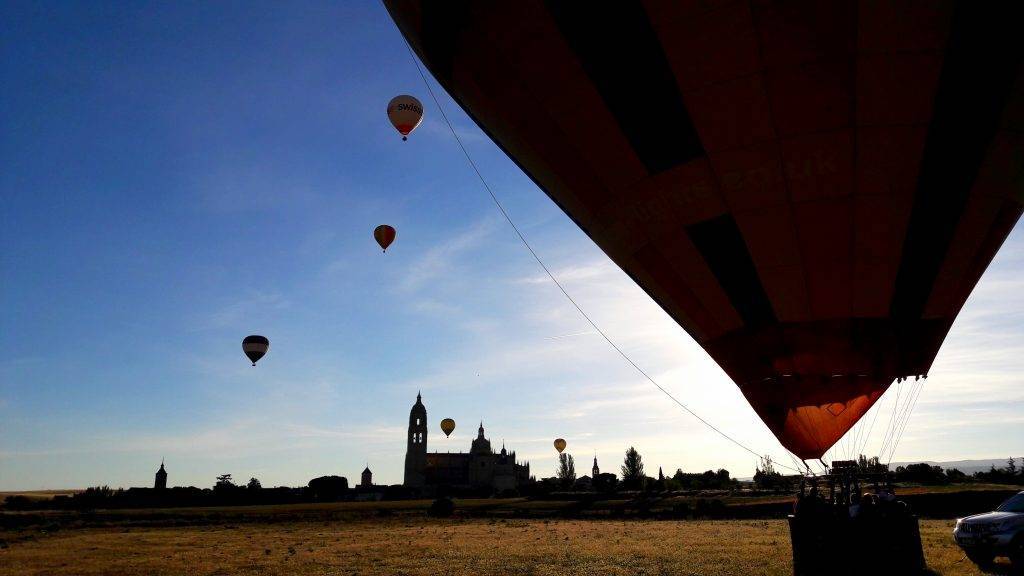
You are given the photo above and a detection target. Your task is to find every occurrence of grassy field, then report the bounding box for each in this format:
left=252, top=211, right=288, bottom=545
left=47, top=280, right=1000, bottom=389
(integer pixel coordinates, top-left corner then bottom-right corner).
left=0, top=491, right=80, bottom=501
left=3, top=488, right=1021, bottom=574
left=0, top=516, right=1012, bottom=575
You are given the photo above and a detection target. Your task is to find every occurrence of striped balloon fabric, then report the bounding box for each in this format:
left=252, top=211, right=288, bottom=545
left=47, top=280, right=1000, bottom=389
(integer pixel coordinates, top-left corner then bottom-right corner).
left=385, top=0, right=1024, bottom=459
left=242, top=335, right=270, bottom=366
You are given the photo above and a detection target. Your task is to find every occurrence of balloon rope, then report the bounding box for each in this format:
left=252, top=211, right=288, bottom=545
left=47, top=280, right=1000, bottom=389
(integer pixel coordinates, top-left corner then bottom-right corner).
left=877, top=379, right=903, bottom=463
left=398, top=36, right=801, bottom=474
left=887, top=379, right=925, bottom=465
left=857, top=392, right=884, bottom=458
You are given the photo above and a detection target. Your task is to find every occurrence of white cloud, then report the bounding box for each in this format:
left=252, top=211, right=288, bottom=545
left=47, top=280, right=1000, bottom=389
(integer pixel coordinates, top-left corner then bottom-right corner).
left=189, top=290, right=290, bottom=332
left=398, top=217, right=498, bottom=293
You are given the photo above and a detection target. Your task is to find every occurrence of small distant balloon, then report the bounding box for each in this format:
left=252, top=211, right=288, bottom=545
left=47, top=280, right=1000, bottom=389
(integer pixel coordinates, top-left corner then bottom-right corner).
left=554, top=438, right=566, bottom=454
left=374, top=225, right=396, bottom=252
left=440, top=418, right=456, bottom=437
left=387, top=95, right=423, bottom=141
left=242, top=335, right=269, bottom=366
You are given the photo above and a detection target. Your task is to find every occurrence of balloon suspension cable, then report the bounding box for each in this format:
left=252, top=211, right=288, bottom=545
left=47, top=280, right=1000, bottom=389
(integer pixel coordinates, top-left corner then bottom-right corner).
left=886, top=377, right=925, bottom=465
left=397, top=33, right=801, bottom=475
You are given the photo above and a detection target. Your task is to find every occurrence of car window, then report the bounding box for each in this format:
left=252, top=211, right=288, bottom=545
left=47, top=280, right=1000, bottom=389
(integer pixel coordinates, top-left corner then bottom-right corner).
left=996, top=493, right=1024, bottom=512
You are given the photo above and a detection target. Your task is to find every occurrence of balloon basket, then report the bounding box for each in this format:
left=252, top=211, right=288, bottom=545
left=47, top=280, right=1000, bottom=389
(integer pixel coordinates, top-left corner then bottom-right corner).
left=788, top=513, right=925, bottom=575
left=788, top=463, right=925, bottom=575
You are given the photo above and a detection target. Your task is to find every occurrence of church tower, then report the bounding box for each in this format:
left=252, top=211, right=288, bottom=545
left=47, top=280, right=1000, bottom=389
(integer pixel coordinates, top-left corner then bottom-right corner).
left=592, top=455, right=600, bottom=478
left=361, top=465, right=373, bottom=487
left=403, top=392, right=427, bottom=487
left=154, top=460, right=167, bottom=490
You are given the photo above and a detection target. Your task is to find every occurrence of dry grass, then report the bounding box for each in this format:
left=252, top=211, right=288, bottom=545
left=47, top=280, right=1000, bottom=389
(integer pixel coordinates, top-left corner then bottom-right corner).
left=0, top=491, right=80, bottom=501
left=0, top=517, right=1006, bottom=575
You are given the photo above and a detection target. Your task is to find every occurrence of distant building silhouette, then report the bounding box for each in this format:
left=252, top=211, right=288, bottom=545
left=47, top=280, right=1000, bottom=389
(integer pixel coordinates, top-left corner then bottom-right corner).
left=404, top=392, right=428, bottom=487
left=361, top=465, right=372, bottom=488
left=403, top=393, right=531, bottom=492
left=154, top=460, right=167, bottom=490
left=592, top=455, right=600, bottom=477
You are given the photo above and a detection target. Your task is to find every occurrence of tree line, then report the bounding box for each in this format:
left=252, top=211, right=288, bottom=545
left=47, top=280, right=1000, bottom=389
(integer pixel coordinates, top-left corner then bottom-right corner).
left=549, top=446, right=738, bottom=493
left=750, top=455, right=1024, bottom=490
left=1, top=473, right=399, bottom=511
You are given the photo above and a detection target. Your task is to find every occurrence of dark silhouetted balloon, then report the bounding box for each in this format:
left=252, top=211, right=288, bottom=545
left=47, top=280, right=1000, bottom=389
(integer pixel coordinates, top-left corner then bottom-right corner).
left=440, top=418, right=455, bottom=437
left=387, top=95, right=423, bottom=141
left=242, top=335, right=269, bottom=366
left=374, top=225, right=396, bottom=252
left=554, top=438, right=566, bottom=454
left=386, top=2, right=1024, bottom=459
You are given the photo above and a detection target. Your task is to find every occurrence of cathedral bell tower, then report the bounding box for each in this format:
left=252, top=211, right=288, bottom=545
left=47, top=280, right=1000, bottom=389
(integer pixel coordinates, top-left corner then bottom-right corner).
left=403, top=392, right=427, bottom=487
left=154, top=459, right=167, bottom=490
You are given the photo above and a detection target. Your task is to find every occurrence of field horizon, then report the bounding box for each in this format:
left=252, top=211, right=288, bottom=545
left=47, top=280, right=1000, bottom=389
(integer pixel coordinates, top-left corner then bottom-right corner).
left=0, top=514, right=1010, bottom=575
left=4, top=485, right=1023, bottom=574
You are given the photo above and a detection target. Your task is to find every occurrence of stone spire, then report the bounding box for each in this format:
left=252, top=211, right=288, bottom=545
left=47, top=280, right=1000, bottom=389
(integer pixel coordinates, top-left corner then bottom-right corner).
left=404, top=392, right=427, bottom=488
left=154, top=459, right=168, bottom=490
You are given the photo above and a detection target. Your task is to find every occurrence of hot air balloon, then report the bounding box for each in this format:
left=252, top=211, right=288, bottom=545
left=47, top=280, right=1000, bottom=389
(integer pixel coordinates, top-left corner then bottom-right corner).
left=440, top=418, right=456, bottom=437
left=554, top=438, right=566, bottom=454
left=386, top=2, right=1024, bottom=460
left=374, top=225, right=396, bottom=252
left=242, top=335, right=269, bottom=366
left=387, top=95, right=423, bottom=141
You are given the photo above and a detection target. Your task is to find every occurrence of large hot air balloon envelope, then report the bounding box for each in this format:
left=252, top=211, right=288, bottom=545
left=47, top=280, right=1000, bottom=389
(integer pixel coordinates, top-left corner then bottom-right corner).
left=387, top=95, right=424, bottom=140
left=554, top=438, right=566, bottom=454
left=386, top=1, right=1024, bottom=459
left=242, top=335, right=269, bottom=366
left=374, top=224, right=396, bottom=252
left=440, top=418, right=456, bottom=437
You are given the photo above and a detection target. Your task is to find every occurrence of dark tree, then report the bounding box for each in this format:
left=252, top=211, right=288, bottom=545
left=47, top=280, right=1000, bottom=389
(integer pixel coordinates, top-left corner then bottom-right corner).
left=856, top=454, right=887, bottom=474
left=307, top=475, right=349, bottom=501
left=896, top=463, right=948, bottom=485
left=428, top=497, right=455, bottom=517
left=621, top=447, right=645, bottom=490
left=594, top=472, right=618, bottom=493
left=754, top=455, right=787, bottom=490
left=556, top=453, right=576, bottom=488
left=247, top=477, right=262, bottom=490
left=946, top=468, right=967, bottom=482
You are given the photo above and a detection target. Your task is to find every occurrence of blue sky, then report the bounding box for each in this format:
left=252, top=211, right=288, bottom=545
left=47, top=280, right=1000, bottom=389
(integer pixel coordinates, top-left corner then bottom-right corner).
left=2, top=2, right=1022, bottom=491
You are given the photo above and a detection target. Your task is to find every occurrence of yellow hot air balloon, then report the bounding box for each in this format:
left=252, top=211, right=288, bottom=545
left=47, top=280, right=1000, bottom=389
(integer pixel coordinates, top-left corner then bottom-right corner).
left=554, top=438, right=566, bottom=454
left=440, top=418, right=455, bottom=438
left=387, top=95, right=423, bottom=141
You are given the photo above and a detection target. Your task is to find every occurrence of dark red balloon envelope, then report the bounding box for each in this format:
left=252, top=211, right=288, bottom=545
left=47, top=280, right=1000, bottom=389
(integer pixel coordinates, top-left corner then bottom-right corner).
left=385, top=1, right=1024, bottom=459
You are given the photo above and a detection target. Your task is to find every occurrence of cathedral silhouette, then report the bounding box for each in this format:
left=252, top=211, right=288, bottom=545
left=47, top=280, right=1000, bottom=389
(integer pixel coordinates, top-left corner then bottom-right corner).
left=403, top=392, right=532, bottom=492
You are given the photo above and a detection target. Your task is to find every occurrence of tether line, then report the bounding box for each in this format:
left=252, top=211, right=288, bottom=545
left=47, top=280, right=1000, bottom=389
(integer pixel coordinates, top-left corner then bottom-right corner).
left=396, top=34, right=802, bottom=474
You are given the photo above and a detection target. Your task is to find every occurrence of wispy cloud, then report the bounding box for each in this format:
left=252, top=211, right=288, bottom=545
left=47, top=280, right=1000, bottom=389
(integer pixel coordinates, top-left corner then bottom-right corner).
left=190, top=162, right=324, bottom=214
left=418, top=116, right=488, bottom=144
left=399, top=217, right=497, bottom=292
left=189, top=291, right=290, bottom=331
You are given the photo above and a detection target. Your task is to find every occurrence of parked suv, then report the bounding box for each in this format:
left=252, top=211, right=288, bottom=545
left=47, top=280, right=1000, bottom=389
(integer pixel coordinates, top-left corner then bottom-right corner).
left=954, top=491, right=1024, bottom=569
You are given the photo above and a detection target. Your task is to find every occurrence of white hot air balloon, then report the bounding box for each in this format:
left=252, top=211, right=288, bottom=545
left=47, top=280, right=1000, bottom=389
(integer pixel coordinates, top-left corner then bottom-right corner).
left=387, top=95, right=424, bottom=141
